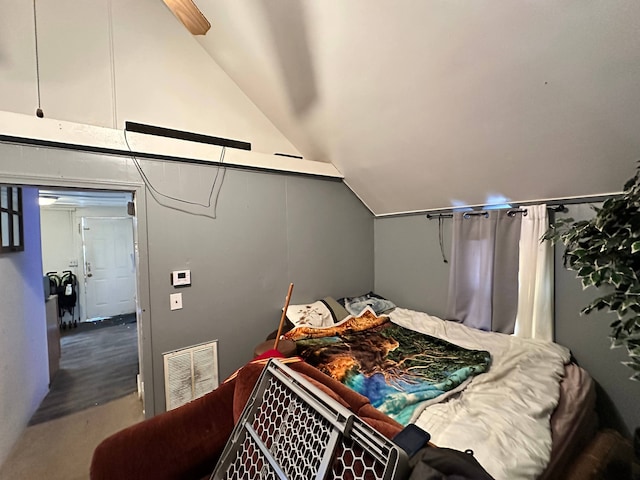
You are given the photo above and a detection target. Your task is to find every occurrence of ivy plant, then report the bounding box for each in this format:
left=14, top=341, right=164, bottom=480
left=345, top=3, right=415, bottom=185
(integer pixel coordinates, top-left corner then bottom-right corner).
left=542, top=163, right=640, bottom=381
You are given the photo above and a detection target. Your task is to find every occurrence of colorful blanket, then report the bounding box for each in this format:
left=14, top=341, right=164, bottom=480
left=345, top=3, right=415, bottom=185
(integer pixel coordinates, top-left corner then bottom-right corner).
left=284, top=308, right=491, bottom=425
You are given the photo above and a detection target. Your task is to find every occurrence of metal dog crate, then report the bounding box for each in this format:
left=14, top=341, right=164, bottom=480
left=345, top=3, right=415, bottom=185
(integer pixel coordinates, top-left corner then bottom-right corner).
left=211, top=359, right=409, bottom=480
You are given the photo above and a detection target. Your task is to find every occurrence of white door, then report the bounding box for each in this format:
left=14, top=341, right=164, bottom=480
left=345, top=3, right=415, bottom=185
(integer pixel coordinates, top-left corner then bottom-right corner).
left=82, top=217, right=136, bottom=320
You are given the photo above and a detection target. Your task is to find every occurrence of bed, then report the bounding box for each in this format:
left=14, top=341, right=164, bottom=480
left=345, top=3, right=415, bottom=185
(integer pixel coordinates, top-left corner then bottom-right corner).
left=281, top=301, right=598, bottom=480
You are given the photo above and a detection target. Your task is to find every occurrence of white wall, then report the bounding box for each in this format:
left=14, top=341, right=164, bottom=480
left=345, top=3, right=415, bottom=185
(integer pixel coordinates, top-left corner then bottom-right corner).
left=0, top=187, right=49, bottom=467
left=0, top=0, right=301, bottom=157
left=40, top=209, right=75, bottom=276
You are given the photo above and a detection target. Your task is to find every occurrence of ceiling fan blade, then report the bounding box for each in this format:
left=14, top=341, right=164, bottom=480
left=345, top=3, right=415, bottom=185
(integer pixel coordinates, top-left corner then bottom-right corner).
left=163, top=0, right=211, bottom=36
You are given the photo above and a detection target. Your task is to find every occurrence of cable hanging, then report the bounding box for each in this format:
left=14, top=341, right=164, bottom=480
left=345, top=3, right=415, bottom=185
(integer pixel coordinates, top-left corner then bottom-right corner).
left=438, top=216, right=448, bottom=264
left=123, top=129, right=227, bottom=220
left=33, top=0, right=43, bottom=118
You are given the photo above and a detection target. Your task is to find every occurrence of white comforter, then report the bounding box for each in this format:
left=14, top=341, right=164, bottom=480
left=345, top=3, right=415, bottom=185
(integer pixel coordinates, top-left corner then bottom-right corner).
left=390, top=308, right=570, bottom=480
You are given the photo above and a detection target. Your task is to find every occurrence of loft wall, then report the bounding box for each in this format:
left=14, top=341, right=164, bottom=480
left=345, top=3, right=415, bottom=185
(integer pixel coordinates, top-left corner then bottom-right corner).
left=0, top=142, right=373, bottom=418
left=0, top=187, right=49, bottom=467
left=374, top=209, right=640, bottom=436
left=0, top=0, right=300, bottom=158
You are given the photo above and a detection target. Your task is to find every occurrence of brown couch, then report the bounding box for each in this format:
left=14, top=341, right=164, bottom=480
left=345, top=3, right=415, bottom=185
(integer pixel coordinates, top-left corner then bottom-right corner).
left=90, top=357, right=404, bottom=480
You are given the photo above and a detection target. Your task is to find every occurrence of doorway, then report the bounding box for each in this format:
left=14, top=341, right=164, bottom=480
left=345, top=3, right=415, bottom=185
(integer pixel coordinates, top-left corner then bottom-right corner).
left=82, top=216, right=136, bottom=321
left=34, top=187, right=142, bottom=423
left=39, top=189, right=136, bottom=324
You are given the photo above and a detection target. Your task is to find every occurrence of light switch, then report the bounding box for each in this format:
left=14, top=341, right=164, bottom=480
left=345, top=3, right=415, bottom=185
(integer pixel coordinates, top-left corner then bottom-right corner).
left=170, top=293, right=183, bottom=311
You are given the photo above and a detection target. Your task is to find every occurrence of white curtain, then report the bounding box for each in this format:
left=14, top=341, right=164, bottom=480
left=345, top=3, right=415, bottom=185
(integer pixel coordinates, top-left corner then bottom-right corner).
left=446, top=210, right=521, bottom=333
left=514, top=204, right=554, bottom=340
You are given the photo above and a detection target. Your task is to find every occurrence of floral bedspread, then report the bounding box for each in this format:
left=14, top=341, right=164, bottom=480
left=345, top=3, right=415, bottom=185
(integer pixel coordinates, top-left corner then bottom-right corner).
left=284, top=309, right=491, bottom=425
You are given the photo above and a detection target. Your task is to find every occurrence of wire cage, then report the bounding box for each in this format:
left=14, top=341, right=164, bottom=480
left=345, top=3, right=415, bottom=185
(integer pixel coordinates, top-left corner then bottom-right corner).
left=210, top=359, right=409, bottom=480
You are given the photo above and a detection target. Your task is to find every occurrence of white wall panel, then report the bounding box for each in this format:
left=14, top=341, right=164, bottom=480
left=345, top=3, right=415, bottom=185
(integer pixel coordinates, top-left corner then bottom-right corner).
left=0, top=0, right=301, bottom=158
left=37, top=0, right=114, bottom=127
left=40, top=209, right=75, bottom=275
left=0, top=0, right=37, bottom=116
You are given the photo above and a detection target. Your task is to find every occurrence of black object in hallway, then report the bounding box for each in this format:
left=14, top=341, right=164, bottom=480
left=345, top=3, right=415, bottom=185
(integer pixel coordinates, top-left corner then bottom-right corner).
left=29, top=315, right=139, bottom=425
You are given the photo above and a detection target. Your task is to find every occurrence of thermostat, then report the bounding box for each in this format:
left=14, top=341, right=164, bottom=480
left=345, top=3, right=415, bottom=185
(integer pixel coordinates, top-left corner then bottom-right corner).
left=171, top=270, right=191, bottom=287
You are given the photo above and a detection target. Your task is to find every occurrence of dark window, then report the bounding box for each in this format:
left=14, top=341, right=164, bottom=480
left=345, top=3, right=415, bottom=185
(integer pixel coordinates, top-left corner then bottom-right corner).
left=0, top=186, right=24, bottom=253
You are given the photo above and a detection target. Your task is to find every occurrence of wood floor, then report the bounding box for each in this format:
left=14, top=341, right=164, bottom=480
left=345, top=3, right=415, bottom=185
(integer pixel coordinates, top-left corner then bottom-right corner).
left=29, top=315, right=139, bottom=425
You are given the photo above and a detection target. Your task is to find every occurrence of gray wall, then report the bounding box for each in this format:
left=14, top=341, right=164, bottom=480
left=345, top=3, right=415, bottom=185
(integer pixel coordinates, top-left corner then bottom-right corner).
left=374, top=208, right=640, bottom=436
left=0, top=187, right=49, bottom=466
left=0, top=142, right=374, bottom=417
left=374, top=215, right=451, bottom=318
left=145, top=166, right=374, bottom=411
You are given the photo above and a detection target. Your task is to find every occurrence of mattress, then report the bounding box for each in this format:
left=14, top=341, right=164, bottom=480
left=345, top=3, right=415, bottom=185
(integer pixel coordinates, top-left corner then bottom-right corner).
left=540, top=362, right=598, bottom=479
left=389, top=307, right=596, bottom=480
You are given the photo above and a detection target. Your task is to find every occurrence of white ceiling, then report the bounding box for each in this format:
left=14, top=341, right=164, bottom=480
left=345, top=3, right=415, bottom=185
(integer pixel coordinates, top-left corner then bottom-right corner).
left=190, top=2, right=640, bottom=215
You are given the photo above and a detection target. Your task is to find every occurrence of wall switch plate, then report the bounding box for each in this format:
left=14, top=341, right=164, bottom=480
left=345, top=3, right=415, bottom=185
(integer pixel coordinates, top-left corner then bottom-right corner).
left=170, top=293, right=183, bottom=311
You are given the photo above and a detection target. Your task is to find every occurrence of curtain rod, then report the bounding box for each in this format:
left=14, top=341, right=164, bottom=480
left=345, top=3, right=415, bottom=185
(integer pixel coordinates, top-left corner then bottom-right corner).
left=426, top=204, right=566, bottom=220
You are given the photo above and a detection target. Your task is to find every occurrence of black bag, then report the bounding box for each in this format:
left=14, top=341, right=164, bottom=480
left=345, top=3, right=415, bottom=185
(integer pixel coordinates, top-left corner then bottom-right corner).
left=407, top=447, right=495, bottom=480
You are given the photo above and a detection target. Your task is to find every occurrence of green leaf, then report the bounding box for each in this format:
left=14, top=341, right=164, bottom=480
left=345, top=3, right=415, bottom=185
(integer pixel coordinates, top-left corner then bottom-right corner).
left=632, top=241, right=640, bottom=254
left=578, top=266, right=595, bottom=278
left=610, top=299, right=623, bottom=312
left=610, top=271, right=623, bottom=288
left=624, top=174, right=639, bottom=192
left=627, top=284, right=640, bottom=295
left=573, top=248, right=588, bottom=258
left=611, top=336, right=625, bottom=348
left=622, top=361, right=640, bottom=372
left=623, top=317, right=638, bottom=331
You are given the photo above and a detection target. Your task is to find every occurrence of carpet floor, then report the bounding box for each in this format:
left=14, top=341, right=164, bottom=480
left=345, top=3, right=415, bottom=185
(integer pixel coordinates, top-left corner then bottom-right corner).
left=0, top=393, right=144, bottom=480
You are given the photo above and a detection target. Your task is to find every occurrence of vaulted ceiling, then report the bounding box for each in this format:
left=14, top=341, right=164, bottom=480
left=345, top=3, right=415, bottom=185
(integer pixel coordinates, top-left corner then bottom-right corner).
left=152, top=3, right=640, bottom=214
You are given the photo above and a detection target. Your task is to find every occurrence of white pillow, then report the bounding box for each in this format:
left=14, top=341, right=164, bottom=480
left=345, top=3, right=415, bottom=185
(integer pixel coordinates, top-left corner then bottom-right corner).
left=286, top=301, right=334, bottom=328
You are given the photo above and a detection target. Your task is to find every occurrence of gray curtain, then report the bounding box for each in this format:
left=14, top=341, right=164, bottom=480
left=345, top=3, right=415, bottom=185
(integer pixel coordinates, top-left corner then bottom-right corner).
left=446, top=210, right=521, bottom=333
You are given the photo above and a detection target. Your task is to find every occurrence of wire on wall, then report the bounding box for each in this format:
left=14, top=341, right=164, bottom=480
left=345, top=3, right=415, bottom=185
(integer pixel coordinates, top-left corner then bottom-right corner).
left=33, top=0, right=44, bottom=118
left=438, top=216, right=448, bottom=264
left=123, top=129, right=227, bottom=220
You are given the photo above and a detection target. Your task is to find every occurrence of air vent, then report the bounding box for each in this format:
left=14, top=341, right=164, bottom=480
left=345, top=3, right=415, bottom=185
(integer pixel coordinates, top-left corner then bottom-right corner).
left=163, top=340, right=219, bottom=410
